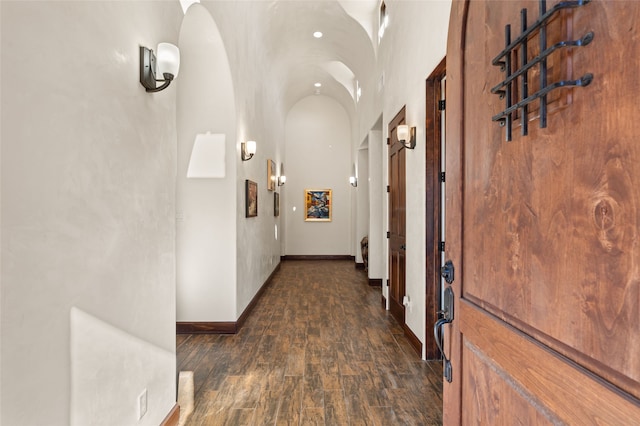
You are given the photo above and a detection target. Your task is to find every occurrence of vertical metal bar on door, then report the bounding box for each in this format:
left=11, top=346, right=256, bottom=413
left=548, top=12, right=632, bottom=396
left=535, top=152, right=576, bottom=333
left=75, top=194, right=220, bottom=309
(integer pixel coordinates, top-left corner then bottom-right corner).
left=539, top=0, right=547, bottom=128
left=505, top=24, right=512, bottom=141
left=520, top=8, right=529, bottom=136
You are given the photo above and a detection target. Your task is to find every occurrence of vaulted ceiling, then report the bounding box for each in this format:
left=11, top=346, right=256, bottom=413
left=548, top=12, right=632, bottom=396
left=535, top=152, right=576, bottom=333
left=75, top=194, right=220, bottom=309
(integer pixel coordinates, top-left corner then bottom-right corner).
left=258, top=0, right=378, bottom=115
left=194, top=0, right=380, bottom=118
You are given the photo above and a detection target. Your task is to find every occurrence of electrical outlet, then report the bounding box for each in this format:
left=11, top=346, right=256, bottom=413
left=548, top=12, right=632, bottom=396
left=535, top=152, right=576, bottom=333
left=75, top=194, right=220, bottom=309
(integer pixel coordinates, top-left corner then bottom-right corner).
left=138, top=389, right=148, bottom=421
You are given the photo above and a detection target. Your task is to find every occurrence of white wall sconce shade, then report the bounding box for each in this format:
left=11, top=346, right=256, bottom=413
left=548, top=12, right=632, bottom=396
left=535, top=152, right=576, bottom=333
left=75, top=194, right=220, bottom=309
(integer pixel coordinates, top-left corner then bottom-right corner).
left=278, top=163, right=286, bottom=186
left=156, top=43, right=180, bottom=77
left=396, top=124, right=416, bottom=149
left=241, top=140, right=256, bottom=161
left=139, top=42, right=180, bottom=93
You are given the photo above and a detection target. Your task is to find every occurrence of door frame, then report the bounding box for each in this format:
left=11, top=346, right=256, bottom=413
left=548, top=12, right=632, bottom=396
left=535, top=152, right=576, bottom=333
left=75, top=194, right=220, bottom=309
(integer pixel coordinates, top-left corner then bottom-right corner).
left=425, top=57, right=446, bottom=360
left=387, top=106, right=408, bottom=333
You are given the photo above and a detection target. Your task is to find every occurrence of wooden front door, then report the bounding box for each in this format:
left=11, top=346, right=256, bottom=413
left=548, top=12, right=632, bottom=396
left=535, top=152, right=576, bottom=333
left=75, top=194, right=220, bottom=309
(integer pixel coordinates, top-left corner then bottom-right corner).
left=388, top=107, right=407, bottom=326
left=444, top=0, right=640, bottom=423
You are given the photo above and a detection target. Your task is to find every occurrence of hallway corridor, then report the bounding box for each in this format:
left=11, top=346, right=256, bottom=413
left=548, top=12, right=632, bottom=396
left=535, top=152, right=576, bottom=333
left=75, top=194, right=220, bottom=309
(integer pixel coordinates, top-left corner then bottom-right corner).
left=177, top=260, right=443, bottom=425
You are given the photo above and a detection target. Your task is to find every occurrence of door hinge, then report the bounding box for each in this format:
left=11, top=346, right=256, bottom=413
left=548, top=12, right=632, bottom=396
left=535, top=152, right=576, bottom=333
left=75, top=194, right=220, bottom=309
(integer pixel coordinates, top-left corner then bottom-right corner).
left=387, top=137, right=391, bottom=145
left=438, top=100, right=446, bottom=111
left=386, top=279, right=389, bottom=287
left=386, top=231, right=390, bottom=239
left=439, top=241, right=445, bottom=252
left=440, top=172, right=446, bottom=182
left=386, top=185, right=390, bottom=193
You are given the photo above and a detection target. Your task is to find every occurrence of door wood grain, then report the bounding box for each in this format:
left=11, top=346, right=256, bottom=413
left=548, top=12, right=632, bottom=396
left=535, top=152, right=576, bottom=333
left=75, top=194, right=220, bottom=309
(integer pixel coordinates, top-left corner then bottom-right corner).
left=444, top=0, right=640, bottom=423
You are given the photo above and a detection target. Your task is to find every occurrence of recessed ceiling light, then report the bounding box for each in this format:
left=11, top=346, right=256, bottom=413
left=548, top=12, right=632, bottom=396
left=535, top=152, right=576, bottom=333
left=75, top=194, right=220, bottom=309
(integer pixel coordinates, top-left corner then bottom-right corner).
left=314, top=82, right=322, bottom=88
left=313, top=31, right=323, bottom=38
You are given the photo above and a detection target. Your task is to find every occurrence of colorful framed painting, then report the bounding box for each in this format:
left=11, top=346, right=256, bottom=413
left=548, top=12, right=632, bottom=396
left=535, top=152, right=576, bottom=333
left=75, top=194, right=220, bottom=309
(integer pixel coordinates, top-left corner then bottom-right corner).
left=267, top=159, right=276, bottom=191
left=304, top=189, right=331, bottom=221
left=274, top=192, right=280, bottom=217
left=245, top=180, right=258, bottom=217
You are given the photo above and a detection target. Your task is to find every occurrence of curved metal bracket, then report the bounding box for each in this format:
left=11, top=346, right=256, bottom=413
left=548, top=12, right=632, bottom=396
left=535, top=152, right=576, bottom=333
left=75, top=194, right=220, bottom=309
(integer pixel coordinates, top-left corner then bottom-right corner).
left=140, top=46, right=175, bottom=93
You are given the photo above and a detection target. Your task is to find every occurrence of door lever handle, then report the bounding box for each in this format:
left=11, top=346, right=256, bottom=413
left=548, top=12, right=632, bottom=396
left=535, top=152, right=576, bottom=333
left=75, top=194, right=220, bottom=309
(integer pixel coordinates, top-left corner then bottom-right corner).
left=434, top=318, right=453, bottom=383
left=434, top=287, right=454, bottom=383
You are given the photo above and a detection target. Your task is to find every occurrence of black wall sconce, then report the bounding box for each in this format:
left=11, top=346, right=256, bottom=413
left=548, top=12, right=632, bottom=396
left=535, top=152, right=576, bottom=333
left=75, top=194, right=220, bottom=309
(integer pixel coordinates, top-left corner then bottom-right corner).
left=140, top=43, right=180, bottom=93
left=349, top=163, right=358, bottom=187
left=278, top=163, right=286, bottom=186
left=396, top=124, right=416, bottom=149
left=241, top=141, right=256, bottom=161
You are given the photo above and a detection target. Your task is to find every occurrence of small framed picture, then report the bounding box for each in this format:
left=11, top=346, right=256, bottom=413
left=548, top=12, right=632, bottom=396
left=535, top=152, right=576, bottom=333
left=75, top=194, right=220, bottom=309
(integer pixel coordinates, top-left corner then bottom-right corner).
left=274, top=192, right=280, bottom=217
left=267, top=159, right=276, bottom=191
left=304, top=189, right=331, bottom=221
left=245, top=180, right=257, bottom=217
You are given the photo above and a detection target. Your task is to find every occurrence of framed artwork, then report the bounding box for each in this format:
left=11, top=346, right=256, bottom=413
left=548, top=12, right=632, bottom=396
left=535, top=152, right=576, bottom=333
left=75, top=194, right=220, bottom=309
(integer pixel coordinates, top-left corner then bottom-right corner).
left=304, top=189, right=332, bottom=221
left=274, top=192, right=280, bottom=217
left=245, top=180, right=258, bottom=217
left=267, top=159, right=276, bottom=191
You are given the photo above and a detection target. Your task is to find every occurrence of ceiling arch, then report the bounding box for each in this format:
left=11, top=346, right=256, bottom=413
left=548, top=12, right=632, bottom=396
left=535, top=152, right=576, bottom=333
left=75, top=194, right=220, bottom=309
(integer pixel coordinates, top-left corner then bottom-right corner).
left=259, top=0, right=377, bottom=116
left=199, top=0, right=378, bottom=121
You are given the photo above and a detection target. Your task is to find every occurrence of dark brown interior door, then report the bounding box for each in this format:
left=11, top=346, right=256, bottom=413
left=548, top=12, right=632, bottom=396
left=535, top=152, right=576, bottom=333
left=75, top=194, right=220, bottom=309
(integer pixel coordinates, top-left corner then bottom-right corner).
left=444, top=0, right=640, bottom=423
left=388, top=107, right=407, bottom=326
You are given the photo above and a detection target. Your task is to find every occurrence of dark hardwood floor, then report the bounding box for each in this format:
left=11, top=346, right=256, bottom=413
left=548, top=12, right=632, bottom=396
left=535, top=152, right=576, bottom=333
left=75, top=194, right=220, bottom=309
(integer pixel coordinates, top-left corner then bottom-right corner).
left=177, top=260, right=443, bottom=425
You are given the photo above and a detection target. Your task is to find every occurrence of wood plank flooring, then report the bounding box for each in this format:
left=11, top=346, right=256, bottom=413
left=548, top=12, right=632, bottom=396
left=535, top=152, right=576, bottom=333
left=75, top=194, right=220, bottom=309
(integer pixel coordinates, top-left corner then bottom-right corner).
left=177, top=260, right=443, bottom=425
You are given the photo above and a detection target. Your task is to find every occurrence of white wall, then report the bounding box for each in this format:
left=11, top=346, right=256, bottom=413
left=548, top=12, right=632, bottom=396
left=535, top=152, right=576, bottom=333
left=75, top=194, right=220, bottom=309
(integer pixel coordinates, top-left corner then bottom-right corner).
left=1, top=1, right=181, bottom=424
left=375, top=0, right=451, bottom=357
left=368, top=129, right=385, bottom=282
left=355, top=146, right=370, bottom=264
left=0, top=1, right=3, bottom=419
left=70, top=308, right=175, bottom=426
left=285, top=96, right=352, bottom=256
left=176, top=4, right=237, bottom=322
left=199, top=1, right=285, bottom=316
